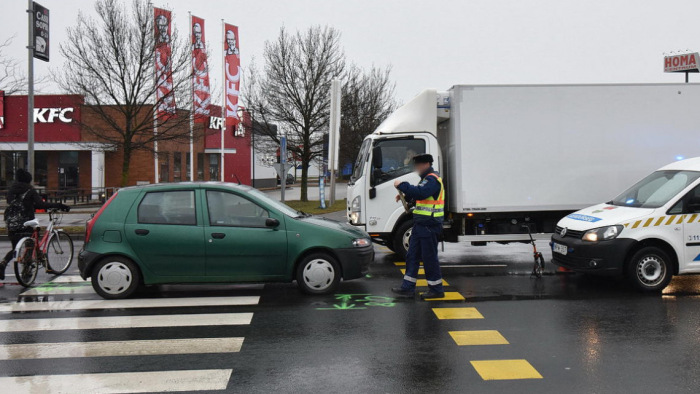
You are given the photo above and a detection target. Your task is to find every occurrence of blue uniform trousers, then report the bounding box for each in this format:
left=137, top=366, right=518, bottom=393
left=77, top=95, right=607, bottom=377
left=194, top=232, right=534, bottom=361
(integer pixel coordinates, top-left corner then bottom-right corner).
left=401, top=223, right=444, bottom=292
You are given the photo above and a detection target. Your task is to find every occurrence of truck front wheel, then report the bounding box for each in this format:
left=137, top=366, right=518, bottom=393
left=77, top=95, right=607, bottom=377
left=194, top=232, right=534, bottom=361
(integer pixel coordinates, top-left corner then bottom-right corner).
left=393, top=220, right=413, bottom=260
left=626, top=247, right=673, bottom=292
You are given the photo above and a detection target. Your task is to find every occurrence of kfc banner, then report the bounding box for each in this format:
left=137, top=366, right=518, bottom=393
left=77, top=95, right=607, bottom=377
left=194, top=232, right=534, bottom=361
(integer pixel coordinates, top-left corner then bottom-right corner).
left=223, top=23, right=240, bottom=127
left=191, top=15, right=211, bottom=123
left=154, top=7, right=176, bottom=118
left=0, top=91, right=4, bottom=130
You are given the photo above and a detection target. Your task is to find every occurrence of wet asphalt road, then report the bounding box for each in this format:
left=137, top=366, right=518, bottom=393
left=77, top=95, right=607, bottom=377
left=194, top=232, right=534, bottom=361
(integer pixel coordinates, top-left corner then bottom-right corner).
left=1, top=239, right=700, bottom=393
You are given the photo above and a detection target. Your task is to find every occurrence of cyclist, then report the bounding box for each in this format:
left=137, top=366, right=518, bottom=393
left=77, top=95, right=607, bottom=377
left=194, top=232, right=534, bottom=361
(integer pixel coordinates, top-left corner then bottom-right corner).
left=1, top=169, right=70, bottom=280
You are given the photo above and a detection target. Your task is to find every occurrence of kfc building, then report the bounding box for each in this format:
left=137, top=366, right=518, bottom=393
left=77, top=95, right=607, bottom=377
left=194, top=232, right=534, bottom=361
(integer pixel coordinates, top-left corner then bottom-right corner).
left=0, top=94, right=252, bottom=197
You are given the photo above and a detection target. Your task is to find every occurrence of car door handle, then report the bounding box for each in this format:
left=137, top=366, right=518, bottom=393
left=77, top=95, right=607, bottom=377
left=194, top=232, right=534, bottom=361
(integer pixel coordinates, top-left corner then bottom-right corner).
left=135, top=229, right=150, bottom=236
left=211, top=233, right=226, bottom=239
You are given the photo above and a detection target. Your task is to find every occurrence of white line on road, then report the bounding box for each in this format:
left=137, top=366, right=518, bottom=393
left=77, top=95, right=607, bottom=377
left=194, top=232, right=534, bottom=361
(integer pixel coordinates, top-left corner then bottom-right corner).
left=0, top=312, right=254, bottom=332
left=441, top=264, right=508, bottom=268
left=0, top=369, right=233, bottom=393
left=0, top=296, right=260, bottom=313
left=0, top=337, right=244, bottom=360
left=21, top=286, right=95, bottom=296
left=47, top=275, right=86, bottom=283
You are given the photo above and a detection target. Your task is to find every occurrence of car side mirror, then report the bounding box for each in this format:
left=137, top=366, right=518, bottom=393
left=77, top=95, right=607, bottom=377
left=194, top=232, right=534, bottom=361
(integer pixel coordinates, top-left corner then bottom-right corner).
left=265, top=218, right=280, bottom=228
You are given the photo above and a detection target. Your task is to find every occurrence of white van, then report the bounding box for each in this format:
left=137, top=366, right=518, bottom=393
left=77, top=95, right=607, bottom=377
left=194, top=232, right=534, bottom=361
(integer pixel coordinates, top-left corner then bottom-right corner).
left=552, top=157, right=700, bottom=291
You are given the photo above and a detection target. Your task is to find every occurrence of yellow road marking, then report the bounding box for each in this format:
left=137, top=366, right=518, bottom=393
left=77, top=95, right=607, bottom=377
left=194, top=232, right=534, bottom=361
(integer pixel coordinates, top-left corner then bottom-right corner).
left=400, top=268, right=425, bottom=275
left=432, top=307, right=483, bottom=320
left=423, top=292, right=465, bottom=301
left=666, top=216, right=676, bottom=225
left=394, top=262, right=424, bottom=267
left=654, top=217, right=665, bottom=226
left=632, top=220, right=641, bottom=228
left=450, top=330, right=509, bottom=346
left=416, top=279, right=449, bottom=287
left=470, top=360, right=543, bottom=381
left=643, top=218, right=654, bottom=227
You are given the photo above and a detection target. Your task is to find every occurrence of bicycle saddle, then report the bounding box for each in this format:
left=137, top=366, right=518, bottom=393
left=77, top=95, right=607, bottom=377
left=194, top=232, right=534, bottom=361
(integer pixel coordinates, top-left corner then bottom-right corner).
left=23, top=219, right=40, bottom=228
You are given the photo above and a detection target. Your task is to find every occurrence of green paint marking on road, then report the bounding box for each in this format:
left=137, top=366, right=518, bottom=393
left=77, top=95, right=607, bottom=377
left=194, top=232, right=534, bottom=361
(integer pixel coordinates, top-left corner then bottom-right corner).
left=316, top=294, right=396, bottom=310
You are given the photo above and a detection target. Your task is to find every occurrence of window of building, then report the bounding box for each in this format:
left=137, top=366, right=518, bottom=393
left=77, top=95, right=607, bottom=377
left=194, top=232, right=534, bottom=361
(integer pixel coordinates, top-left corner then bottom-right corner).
left=206, top=190, right=269, bottom=227
left=197, top=153, right=205, bottom=181
left=35, top=152, right=48, bottom=187
left=59, top=151, right=80, bottom=190
left=159, top=152, right=170, bottom=183
left=173, top=152, right=182, bottom=182
left=185, top=153, right=191, bottom=181
left=138, top=190, right=196, bottom=225
left=209, top=154, right=220, bottom=181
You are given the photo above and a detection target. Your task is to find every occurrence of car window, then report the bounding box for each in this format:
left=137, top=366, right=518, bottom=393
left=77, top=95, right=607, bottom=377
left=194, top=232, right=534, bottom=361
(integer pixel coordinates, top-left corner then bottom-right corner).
left=138, top=190, right=196, bottom=225
left=207, top=190, right=269, bottom=227
left=669, top=182, right=700, bottom=214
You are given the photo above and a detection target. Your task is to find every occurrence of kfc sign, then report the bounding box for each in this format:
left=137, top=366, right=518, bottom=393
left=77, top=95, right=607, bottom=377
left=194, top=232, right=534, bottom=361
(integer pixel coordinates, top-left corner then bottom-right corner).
left=33, top=107, right=74, bottom=123
left=209, top=116, right=225, bottom=131
left=664, top=53, right=700, bottom=73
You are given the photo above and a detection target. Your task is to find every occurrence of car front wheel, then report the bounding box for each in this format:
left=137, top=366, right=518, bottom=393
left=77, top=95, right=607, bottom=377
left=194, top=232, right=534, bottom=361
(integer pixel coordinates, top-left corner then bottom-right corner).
left=626, top=247, right=673, bottom=292
left=91, top=257, right=141, bottom=299
left=296, top=253, right=341, bottom=295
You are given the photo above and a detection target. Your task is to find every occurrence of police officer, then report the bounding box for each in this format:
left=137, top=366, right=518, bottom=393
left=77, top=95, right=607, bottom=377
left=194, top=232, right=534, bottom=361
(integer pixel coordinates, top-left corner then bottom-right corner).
left=391, top=154, right=445, bottom=299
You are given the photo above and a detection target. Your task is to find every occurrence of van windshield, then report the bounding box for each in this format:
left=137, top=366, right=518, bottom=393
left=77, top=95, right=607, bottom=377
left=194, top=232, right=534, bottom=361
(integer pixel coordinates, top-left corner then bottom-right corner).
left=609, top=170, right=700, bottom=208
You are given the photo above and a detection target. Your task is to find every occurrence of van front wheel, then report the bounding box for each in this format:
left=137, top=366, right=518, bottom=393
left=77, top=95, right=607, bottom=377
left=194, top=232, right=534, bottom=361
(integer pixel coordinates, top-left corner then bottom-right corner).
left=626, top=247, right=673, bottom=292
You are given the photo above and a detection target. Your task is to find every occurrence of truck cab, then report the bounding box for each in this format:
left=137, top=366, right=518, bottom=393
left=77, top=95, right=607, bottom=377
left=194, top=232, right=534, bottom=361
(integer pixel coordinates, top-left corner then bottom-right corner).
left=552, top=158, right=700, bottom=291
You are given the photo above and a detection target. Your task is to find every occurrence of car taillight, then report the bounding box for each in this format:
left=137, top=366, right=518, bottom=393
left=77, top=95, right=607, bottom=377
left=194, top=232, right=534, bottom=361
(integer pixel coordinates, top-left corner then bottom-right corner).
left=86, top=192, right=118, bottom=244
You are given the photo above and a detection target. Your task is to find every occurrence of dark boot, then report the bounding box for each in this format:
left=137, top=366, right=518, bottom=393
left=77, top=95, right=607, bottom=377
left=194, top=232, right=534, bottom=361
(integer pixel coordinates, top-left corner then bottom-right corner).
left=420, top=290, right=445, bottom=300
left=391, top=287, right=415, bottom=298
left=0, top=260, right=6, bottom=281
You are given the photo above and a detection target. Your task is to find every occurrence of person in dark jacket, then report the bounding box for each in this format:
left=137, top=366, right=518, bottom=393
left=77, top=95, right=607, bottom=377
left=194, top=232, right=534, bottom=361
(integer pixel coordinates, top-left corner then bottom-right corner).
left=1, top=169, right=69, bottom=280
left=391, top=154, right=446, bottom=299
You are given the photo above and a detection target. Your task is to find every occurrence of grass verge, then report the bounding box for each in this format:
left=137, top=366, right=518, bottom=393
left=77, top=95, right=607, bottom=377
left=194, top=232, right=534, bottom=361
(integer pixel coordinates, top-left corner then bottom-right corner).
left=284, top=199, right=347, bottom=215
left=0, top=225, right=85, bottom=235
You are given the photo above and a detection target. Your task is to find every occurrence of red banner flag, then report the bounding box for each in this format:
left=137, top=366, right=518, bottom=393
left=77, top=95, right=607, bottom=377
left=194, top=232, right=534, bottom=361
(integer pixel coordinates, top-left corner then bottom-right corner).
left=223, top=23, right=240, bottom=127
left=154, top=7, right=176, bottom=119
left=191, top=15, right=211, bottom=123
left=0, top=90, right=4, bottom=129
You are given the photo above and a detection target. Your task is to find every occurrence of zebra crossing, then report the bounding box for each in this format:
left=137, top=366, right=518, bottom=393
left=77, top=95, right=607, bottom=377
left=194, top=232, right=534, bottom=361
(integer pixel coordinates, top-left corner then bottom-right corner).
left=0, top=275, right=261, bottom=392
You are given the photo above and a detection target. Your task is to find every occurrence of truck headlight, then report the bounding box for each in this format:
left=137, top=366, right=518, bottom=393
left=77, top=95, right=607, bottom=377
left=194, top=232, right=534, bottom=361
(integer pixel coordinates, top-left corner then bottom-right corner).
left=350, top=196, right=361, bottom=224
left=582, top=225, right=623, bottom=242
left=352, top=238, right=371, bottom=247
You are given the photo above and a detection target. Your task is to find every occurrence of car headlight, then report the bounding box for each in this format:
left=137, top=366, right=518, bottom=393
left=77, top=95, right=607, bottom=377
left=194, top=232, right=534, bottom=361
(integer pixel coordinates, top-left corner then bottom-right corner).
left=582, top=225, right=623, bottom=242
left=352, top=238, right=371, bottom=247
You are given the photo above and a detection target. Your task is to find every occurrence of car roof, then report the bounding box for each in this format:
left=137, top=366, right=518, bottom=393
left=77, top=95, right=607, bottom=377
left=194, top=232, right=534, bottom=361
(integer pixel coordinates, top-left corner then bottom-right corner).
left=659, top=157, right=700, bottom=172
left=118, top=182, right=255, bottom=192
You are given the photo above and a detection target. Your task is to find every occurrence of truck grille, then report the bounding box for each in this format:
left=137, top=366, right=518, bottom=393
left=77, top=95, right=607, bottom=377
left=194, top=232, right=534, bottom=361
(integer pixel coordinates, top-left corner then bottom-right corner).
left=555, top=226, right=584, bottom=239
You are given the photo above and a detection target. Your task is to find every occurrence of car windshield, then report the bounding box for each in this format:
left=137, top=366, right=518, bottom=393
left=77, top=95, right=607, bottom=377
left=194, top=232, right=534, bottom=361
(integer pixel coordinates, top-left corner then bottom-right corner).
left=609, top=170, right=700, bottom=208
left=247, top=188, right=304, bottom=217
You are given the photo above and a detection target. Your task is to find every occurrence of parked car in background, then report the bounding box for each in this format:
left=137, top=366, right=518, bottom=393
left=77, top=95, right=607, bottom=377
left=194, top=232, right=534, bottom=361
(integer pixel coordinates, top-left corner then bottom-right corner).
left=78, top=182, right=373, bottom=299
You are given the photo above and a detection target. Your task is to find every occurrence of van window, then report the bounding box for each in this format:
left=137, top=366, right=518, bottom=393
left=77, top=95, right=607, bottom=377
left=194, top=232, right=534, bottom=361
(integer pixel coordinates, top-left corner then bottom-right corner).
left=206, top=191, right=270, bottom=227
left=669, top=183, right=700, bottom=214
left=371, top=138, right=427, bottom=185
left=610, top=171, right=700, bottom=209
left=138, top=191, right=196, bottom=225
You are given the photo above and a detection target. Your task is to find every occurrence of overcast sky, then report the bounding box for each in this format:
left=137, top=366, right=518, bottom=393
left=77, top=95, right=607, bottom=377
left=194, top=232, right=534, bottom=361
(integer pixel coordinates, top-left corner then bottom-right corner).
left=1, top=0, right=699, bottom=103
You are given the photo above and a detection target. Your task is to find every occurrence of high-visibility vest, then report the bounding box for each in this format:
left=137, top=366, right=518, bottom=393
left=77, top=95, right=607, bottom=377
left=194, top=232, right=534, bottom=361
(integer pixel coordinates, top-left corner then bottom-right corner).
left=414, top=173, right=445, bottom=218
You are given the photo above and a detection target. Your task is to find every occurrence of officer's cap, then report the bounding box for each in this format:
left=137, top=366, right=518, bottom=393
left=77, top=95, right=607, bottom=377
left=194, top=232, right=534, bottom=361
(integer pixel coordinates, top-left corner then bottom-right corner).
left=412, top=154, right=433, bottom=164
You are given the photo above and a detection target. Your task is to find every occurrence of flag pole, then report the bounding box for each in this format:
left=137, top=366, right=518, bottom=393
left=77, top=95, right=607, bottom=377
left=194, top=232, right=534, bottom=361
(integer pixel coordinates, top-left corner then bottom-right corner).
left=153, top=7, right=159, bottom=184
left=188, top=11, right=194, bottom=182
left=220, top=19, right=225, bottom=182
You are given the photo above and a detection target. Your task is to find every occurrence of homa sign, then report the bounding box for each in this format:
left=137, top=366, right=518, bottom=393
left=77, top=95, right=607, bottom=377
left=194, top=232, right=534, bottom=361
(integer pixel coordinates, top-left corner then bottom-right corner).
left=33, top=107, right=74, bottom=123
left=664, top=53, right=700, bottom=73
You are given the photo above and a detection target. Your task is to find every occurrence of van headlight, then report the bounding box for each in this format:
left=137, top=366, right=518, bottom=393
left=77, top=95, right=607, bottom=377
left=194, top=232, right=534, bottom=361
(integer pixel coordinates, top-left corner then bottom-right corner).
left=349, top=196, right=361, bottom=224
left=582, top=225, right=624, bottom=242
left=352, top=238, right=371, bottom=247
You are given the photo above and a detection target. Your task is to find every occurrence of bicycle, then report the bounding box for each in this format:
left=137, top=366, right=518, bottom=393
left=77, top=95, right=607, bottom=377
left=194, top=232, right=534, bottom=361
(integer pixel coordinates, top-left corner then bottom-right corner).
left=523, top=225, right=545, bottom=278
left=14, top=208, right=74, bottom=287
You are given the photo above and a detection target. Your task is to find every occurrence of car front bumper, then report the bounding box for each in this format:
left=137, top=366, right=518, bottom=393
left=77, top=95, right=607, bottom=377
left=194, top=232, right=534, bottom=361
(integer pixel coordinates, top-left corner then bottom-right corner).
left=335, top=245, right=374, bottom=280
left=550, top=234, right=636, bottom=275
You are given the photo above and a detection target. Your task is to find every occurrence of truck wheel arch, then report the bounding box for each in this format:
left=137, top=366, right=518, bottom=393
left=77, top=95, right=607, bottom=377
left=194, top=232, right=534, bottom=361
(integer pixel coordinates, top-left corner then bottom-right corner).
left=625, top=238, right=679, bottom=275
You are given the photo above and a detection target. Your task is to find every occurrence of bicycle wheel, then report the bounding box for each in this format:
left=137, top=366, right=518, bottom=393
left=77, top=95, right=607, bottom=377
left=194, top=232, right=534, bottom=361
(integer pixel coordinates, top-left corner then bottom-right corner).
left=14, top=240, right=38, bottom=287
left=532, top=254, right=545, bottom=278
left=46, top=231, right=74, bottom=275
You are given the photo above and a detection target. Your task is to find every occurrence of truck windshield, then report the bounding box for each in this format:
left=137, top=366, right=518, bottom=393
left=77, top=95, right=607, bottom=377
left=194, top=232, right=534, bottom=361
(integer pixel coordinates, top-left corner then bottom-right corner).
left=351, top=139, right=372, bottom=181
left=609, top=170, right=700, bottom=208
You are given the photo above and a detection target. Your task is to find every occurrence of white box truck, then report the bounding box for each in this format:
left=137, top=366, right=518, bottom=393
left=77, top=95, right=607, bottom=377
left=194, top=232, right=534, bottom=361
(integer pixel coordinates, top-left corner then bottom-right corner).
left=346, top=83, right=700, bottom=258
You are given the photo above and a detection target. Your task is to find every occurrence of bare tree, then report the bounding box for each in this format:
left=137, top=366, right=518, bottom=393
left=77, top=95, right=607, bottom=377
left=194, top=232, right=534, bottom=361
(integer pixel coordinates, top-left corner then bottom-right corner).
left=0, top=36, right=27, bottom=95
left=56, top=0, right=195, bottom=186
left=245, top=26, right=345, bottom=201
left=340, top=65, right=397, bottom=172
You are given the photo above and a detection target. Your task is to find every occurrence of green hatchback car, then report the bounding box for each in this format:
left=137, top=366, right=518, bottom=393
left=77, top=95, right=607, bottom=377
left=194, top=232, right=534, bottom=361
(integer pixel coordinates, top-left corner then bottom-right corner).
left=78, top=182, right=373, bottom=299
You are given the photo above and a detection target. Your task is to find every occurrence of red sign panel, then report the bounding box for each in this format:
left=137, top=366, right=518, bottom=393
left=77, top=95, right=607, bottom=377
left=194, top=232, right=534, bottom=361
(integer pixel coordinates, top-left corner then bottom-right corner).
left=192, top=15, right=211, bottom=123
left=224, top=23, right=240, bottom=128
left=664, top=53, right=700, bottom=73
left=0, top=95, right=82, bottom=142
left=0, top=91, right=4, bottom=130
left=154, top=7, right=176, bottom=119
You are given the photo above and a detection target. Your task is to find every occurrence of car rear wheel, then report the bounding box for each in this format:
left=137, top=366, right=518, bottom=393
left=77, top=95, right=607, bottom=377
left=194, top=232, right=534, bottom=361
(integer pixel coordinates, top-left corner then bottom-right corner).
left=392, top=220, right=413, bottom=260
left=91, top=257, right=141, bottom=299
left=296, top=253, right=341, bottom=295
left=626, top=247, right=673, bottom=292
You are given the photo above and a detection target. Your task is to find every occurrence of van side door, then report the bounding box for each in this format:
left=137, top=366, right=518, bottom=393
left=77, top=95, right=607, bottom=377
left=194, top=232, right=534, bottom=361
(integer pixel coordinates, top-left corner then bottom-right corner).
left=669, top=183, right=700, bottom=273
